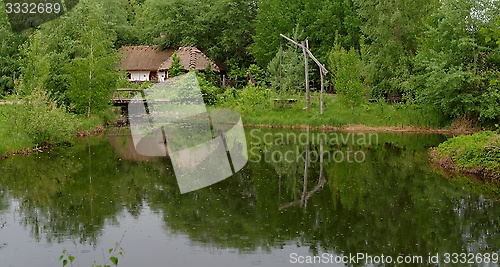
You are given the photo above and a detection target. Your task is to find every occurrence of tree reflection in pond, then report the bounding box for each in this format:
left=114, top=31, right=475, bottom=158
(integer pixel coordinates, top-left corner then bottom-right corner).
left=0, top=129, right=499, bottom=266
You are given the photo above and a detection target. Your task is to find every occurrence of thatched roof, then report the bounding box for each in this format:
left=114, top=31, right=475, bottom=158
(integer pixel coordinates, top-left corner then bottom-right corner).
left=158, top=47, right=220, bottom=73
left=118, top=46, right=174, bottom=71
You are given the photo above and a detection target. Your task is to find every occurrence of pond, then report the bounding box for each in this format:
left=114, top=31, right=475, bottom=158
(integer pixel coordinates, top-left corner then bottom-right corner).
left=0, top=128, right=499, bottom=267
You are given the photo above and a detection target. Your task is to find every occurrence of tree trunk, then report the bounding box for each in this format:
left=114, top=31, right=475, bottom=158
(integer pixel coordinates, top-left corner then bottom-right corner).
left=279, top=40, right=283, bottom=94
left=320, top=67, right=324, bottom=114
left=302, top=41, right=310, bottom=110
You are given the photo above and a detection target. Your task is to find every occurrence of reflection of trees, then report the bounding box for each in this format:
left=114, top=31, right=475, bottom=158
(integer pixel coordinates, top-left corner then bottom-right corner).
left=0, top=136, right=174, bottom=244
left=451, top=194, right=500, bottom=252
left=0, top=186, right=8, bottom=234
left=1, top=129, right=500, bottom=266
left=153, top=130, right=500, bottom=264
left=0, top=185, right=9, bottom=213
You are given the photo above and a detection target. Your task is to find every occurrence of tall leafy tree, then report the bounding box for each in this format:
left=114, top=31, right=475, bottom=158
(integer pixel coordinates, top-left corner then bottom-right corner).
left=136, top=0, right=256, bottom=67
left=328, top=41, right=365, bottom=108
left=0, top=1, right=26, bottom=96
left=19, top=30, right=51, bottom=94
left=354, top=0, right=438, bottom=98
left=101, top=0, right=139, bottom=47
left=18, top=0, right=120, bottom=115
left=64, top=1, right=119, bottom=116
left=414, top=0, right=500, bottom=122
left=252, top=0, right=303, bottom=67
left=252, top=0, right=361, bottom=68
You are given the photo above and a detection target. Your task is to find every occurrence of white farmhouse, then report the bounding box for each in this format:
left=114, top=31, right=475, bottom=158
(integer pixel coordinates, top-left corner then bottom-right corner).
left=118, top=46, right=174, bottom=82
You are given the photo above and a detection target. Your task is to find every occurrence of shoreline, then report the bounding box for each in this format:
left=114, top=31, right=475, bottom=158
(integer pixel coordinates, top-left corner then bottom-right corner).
left=430, top=149, right=499, bottom=183
left=428, top=131, right=500, bottom=183
left=0, top=124, right=106, bottom=160
left=243, top=123, right=477, bottom=135
left=0, top=121, right=480, bottom=160
left=0, top=146, right=49, bottom=159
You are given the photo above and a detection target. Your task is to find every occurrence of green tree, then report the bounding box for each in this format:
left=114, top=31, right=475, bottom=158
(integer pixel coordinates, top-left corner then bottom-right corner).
left=483, top=18, right=500, bottom=47
left=168, top=52, right=184, bottom=78
left=328, top=42, right=365, bottom=108
left=414, top=0, right=500, bottom=122
left=101, top=0, right=139, bottom=48
left=252, top=0, right=361, bottom=68
left=17, top=0, right=121, bottom=113
left=64, top=1, right=119, bottom=116
left=20, top=30, right=51, bottom=94
left=136, top=0, right=256, bottom=67
left=481, top=17, right=500, bottom=89
left=267, top=46, right=304, bottom=94
left=355, top=0, right=438, bottom=98
left=266, top=25, right=305, bottom=93
left=0, top=1, right=26, bottom=96
left=246, top=64, right=266, bottom=86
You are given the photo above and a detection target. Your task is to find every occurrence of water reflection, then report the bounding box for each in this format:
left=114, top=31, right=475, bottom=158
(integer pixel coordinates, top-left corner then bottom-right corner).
left=0, top=129, right=499, bottom=266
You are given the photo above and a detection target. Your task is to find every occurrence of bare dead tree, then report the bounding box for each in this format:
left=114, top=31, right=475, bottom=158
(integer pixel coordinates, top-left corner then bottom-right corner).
left=280, top=34, right=329, bottom=114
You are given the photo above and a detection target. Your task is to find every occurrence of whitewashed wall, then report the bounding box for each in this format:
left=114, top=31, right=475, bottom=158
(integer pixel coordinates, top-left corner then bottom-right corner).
left=129, top=71, right=150, bottom=81
left=158, top=71, right=166, bottom=82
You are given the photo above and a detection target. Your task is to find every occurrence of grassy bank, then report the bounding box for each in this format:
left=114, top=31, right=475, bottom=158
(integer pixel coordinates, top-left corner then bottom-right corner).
left=0, top=91, right=111, bottom=157
left=430, top=131, right=500, bottom=181
left=207, top=84, right=447, bottom=129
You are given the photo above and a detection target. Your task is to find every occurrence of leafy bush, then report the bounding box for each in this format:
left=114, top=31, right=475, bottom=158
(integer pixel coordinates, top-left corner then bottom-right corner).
left=328, top=42, right=366, bottom=108
left=234, top=85, right=272, bottom=112
left=12, top=88, right=78, bottom=146
left=435, top=131, right=500, bottom=178
left=212, top=84, right=273, bottom=115
left=197, top=72, right=222, bottom=106
left=414, top=0, right=500, bottom=123
left=218, top=87, right=239, bottom=105
left=200, top=85, right=220, bottom=106
left=246, top=64, right=266, bottom=86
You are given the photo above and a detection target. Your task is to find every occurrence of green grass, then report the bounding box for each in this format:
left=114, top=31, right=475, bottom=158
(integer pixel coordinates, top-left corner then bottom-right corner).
left=0, top=104, right=33, bottom=155
left=211, top=86, right=446, bottom=129
left=0, top=92, right=111, bottom=156
left=434, top=131, right=500, bottom=176
left=431, top=130, right=500, bottom=197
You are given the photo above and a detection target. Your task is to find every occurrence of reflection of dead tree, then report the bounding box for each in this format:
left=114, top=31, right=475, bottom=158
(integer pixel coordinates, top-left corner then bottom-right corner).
left=301, top=141, right=310, bottom=205
left=280, top=140, right=327, bottom=210
left=279, top=178, right=326, bottom=210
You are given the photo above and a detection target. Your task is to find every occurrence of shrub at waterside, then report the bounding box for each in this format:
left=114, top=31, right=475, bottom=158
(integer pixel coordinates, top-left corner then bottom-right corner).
left=431, top=130, right=500, bottom=181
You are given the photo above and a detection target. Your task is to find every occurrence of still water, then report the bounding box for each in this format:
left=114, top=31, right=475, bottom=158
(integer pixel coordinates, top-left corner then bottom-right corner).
left=0, top=128, right=499, bottom=267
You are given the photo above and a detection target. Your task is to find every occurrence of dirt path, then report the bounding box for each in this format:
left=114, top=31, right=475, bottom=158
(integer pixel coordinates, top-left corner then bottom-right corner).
left=244, top=123, right=478, bottom=135
left=0, top=101, right=22, bottom=105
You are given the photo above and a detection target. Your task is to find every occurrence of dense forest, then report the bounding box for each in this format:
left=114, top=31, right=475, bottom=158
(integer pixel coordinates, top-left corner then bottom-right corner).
left=1, top=0, right=500, bottom=124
